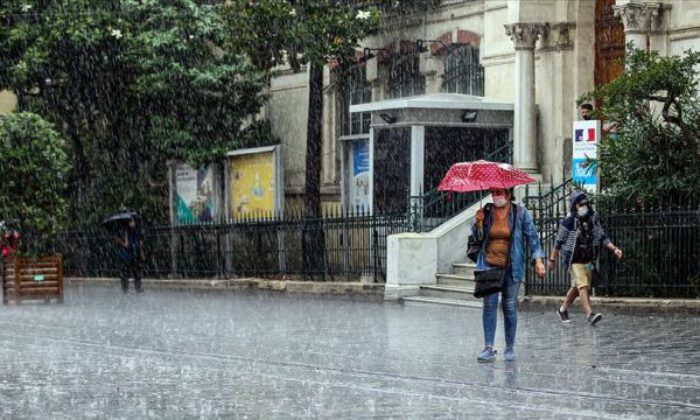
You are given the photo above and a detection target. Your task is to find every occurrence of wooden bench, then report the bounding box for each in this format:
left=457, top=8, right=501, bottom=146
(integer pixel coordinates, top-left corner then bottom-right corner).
left=2, top=255, right=64, bottom=304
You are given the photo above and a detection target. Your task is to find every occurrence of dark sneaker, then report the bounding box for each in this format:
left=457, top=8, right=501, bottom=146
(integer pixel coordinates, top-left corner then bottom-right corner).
left=588, top=313, right=603, bottom=326
left=557, top=308, right=571, bottom=323
left=477, top=347, right=497, bottom=363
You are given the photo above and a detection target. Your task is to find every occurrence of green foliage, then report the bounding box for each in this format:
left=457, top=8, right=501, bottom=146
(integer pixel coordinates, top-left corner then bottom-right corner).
left=223, top=1, right=383, bottom=71
left=0, top=112, right=70, bottom=237
left=0, top=0, right=276, bottom=226
left=581, top=49, right=700, bottom=205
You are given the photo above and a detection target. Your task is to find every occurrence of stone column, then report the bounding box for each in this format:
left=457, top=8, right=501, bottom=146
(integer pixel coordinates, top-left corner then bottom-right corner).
left=613, top=1, right=659, bottom=51
left=366, top=57, right=384, bottom=101
left=504, top=23, right=546, bottom=173
left=649, top=4, right=669, bottom=55
left=410, top=125, right=425, bottom=196
left=420, top=52, right=444, bottom=94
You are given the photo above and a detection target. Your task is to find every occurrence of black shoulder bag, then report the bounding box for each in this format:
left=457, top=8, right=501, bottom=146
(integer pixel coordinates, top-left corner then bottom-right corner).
left=473, top=204, right=518, bottom=299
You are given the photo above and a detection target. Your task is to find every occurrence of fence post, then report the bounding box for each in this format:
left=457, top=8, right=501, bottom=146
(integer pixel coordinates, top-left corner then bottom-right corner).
left=216, top=227, right=223, bottom=279
left=224, top=224, right=232, bottom=277
left=169, top=226, right=178, bottom=278
left=342, top=212, right=350, bottom=274
left=277, top=219, right=287, bottom=275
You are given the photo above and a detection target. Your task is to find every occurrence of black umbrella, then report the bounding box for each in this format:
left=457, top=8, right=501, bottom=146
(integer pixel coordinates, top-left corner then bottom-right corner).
left=102, top=211, right=141, bottom=232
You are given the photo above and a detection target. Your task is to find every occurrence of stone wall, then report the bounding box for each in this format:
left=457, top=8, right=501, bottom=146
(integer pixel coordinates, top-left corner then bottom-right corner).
left=0, top=90, right=17, bottom=115
left=249, top=0, right=700, bottom=205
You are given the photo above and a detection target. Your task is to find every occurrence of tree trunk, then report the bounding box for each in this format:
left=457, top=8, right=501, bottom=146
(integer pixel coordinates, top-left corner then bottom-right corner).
left=304, top=61, right=324, bottom=218
left=302, top=61, right=326, bottom=278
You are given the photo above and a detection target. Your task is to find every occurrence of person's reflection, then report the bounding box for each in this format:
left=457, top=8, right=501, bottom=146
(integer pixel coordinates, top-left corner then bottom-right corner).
left=478, top=363, right=496, bottom=385
left=504, top=363, right=518, bottom=389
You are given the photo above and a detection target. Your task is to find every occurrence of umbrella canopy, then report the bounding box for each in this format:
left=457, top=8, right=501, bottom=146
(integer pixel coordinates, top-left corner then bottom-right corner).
left=438, top=160, right=536, bottom=193
left=102, top=211, right=141, bottom=230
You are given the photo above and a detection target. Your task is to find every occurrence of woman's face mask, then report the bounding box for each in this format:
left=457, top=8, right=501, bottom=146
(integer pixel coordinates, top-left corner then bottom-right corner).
left=577, top=206, right=589, bottom=218
left=492, top=191, right=509, bottom=208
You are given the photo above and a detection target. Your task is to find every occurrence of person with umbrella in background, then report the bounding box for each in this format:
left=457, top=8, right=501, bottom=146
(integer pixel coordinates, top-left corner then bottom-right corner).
left=439, top=161, right=546, bottom=362
left=104, top=212, right=144, bottom=293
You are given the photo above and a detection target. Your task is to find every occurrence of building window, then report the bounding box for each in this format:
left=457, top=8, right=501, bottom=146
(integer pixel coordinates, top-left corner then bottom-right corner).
left=441, top=44, right=484, bottom=96
left=340, top=63, right=371, bottom=136
left=387, top=53, right=425, bottom=99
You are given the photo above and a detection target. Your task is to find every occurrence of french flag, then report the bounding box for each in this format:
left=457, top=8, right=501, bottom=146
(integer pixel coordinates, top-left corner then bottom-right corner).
left=575, top=128, right=596, bottom=142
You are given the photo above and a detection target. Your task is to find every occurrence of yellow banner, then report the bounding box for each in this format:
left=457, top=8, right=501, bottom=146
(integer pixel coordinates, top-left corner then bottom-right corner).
left=229, top=152, right=275, bottom=218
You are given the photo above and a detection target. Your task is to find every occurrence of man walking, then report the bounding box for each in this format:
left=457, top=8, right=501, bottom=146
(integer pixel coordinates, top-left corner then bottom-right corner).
left=114, top=217, right=144, bottom=293
left=548, top=192, right=623, bottom=325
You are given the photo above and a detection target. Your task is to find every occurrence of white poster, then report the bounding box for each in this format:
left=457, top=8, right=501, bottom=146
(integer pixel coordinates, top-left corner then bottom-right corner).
left=572, top=120, right=601, bottom=193
left=174, top=163, right=216, bottom=224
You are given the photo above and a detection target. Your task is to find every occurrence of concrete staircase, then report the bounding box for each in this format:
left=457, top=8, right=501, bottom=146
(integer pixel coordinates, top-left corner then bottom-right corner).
left=401, top=261, right=482, bottom=308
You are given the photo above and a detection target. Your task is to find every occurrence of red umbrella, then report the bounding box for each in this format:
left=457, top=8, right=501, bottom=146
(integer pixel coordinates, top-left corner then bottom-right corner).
left=438, top=160, right=536, bottom=193
left=438, top=160, right=536, bottom=239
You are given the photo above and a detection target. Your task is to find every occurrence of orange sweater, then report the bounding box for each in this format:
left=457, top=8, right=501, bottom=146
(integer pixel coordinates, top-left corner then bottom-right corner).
left=486, top=210, right=511, bottom=267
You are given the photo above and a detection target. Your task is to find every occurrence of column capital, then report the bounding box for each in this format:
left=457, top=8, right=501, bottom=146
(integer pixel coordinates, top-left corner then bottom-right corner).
left=613, top=2, right=660, bottom=35
left=504, top=23, right=547, bottom=51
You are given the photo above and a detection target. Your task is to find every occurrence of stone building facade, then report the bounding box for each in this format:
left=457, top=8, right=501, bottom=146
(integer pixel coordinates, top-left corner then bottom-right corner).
left=264, top=0, right=700, bottom=213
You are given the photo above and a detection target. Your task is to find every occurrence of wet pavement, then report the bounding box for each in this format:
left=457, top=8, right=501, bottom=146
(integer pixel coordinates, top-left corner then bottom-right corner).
left=1, top=286, right=699, bottom=419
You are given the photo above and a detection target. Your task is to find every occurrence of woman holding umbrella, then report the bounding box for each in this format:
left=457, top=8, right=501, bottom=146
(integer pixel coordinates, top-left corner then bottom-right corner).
left=439, top=161, right=546, bottom=362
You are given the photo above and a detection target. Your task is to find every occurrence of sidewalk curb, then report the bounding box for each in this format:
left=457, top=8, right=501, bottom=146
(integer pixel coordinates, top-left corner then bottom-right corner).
left=66, top=277, right=385, bottom=299
left=523, top=295, right=700, bottom=313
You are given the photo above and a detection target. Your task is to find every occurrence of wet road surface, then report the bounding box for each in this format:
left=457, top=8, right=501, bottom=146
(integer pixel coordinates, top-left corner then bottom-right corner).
left=1, top=286, right=699, bottom=419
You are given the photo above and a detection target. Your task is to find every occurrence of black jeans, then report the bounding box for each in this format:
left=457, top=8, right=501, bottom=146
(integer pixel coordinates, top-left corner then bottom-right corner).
left=120, top=259, right=142, bottom=291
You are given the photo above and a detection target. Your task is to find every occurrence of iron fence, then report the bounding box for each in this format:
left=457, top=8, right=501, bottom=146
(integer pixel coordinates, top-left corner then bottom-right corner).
left=524, top=183, right=700, bottom=298
left=48, top=212, right=410, bottom=282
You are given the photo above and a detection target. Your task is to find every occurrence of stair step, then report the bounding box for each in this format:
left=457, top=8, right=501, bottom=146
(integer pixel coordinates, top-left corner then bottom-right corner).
left=453, top=262, right=477, bottom=276
left=436, top=273, right=476, bottom=286
left=401, top=296, right=482, bottom=309
left=420, top=284, right=476, bottom=300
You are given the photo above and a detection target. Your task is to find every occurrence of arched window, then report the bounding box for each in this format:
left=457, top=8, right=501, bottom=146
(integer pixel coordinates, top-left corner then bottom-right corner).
left=441, top=44, right=484, bottom=96
left=387, top=52, right=425, bottom=99
left=339, top=63, right=371, bottom=136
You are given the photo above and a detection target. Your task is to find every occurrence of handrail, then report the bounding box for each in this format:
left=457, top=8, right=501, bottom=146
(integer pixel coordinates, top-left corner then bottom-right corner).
left=408, top=139, right=513, bottom=232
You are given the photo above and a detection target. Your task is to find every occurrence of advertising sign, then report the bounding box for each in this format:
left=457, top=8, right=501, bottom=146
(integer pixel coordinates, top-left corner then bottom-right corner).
left=228, top=147, right=281, bottom=219
left=572, top=120, right=601, bottom=193
left=349, top=140, right=370, bottom=213
left=173, top=163, right=217, bottom=224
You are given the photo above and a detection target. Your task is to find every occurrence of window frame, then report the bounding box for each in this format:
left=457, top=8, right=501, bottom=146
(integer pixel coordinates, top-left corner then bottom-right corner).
left=441, top=44, right=484, bottom=96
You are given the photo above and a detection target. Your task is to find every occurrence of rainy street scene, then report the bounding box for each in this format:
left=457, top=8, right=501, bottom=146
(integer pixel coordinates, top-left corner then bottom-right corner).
left=1, top=0, right=700, bottom=418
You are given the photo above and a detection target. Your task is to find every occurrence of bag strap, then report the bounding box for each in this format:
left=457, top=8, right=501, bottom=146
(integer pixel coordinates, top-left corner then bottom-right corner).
left=506, top=204, right=518, bottom=268
left=476, top=203, right=493, bottom=241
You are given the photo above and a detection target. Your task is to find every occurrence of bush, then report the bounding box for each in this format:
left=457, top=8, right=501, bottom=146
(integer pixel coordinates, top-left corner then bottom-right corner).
left=582, top=49, right=700, bottom=206
left=0, top=112, right=69, bottom=239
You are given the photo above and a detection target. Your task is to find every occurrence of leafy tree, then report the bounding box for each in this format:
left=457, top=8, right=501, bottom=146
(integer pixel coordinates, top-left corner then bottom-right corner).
left=582, top=49, right=700, bottom=206
left=224, top=0, right=383, bottom=218
left=224, top=1, right=440, bottom=275
left=0, top=0, right=274, bottom=226
left=0, top=112, right=70, bottom=238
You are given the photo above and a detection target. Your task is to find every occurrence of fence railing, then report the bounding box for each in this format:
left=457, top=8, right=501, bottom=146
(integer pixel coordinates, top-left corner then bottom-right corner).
left=524, top=185, right=700, bottom=298
left=44, top=212, right=410, bottom=282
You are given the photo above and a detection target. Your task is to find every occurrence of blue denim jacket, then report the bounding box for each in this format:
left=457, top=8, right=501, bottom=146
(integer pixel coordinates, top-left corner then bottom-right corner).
left=471, top=203, right=544, bottom=282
